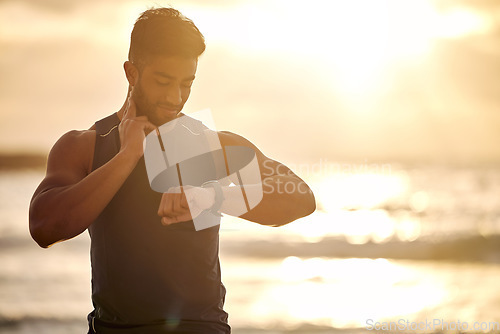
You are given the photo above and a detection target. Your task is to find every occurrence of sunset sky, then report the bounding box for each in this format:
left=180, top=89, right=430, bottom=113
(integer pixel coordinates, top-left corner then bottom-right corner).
left=1, top=0, right=499, bottom=165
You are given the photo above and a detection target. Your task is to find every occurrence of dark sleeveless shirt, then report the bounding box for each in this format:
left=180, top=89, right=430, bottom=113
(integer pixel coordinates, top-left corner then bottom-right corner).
left=88, top=113, right=230, bottom=333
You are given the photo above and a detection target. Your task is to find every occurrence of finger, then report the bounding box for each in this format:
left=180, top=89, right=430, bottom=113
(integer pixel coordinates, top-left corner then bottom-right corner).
left=158, top=193, right=174, bottom=218
left=131, top=119, right=157, bottom=135
left=161, top=216, right=175, bottom=226
left=161, top=212, right=191, bottom=225
left=144, top=121, right=157, bottom=135
left=165, top=193, right=177, bottom=217
left=128, top=96, right=137, bottom=118
left=124, top=91, right=137, bottom=120
left=169, top=189, right=187, bottom=214
left=180, top=189, right=189, bottom=209
left=162, top=216, right=178, bottom=226
left=172, top=193, right=189, bottom=215
left=157, top=193, right=167, bottom=217
left=174, top=186, right=190, bottom=211
left=171, top=193, right=181, bottom=214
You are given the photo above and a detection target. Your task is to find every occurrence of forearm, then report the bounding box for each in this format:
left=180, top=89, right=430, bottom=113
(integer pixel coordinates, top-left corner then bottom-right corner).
left=29, top=151, right=137, bottom=247
left=220, top=175, right=316, bottom=226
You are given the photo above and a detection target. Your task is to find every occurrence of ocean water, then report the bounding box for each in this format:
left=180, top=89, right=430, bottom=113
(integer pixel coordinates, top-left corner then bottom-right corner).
left=1, top=165, right=500, bottom=333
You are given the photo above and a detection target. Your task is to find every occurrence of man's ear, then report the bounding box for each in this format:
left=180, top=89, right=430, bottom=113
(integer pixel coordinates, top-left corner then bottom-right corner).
left=124, top=61, right=139, bottom=87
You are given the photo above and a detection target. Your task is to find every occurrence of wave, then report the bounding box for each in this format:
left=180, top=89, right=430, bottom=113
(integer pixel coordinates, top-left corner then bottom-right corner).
left=220, top=234, right=500, bottom=263
left=0, top=315, right=86, bottom=328
left=5, top=228, right=500, bottom=263
left=0, top=315, right=367, bottom=334
left=5, top=233, right=500, bottom=262
left=0, top=153, right=46, bottom=170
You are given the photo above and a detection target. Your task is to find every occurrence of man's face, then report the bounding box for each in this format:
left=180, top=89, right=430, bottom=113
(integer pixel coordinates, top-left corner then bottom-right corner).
left=132, top=55, right=198, bottom=126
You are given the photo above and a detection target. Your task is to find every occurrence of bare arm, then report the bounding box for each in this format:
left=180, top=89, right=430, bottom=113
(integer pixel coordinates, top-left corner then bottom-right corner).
left=157, top=131, right=316, bottom=227
left=29, top=95, right=155, bottom=248
left=219, top=131, right=316, bottom=226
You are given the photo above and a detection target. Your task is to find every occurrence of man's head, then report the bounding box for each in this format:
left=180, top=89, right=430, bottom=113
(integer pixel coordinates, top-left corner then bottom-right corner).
left=124, top=7, right=205, bottom=126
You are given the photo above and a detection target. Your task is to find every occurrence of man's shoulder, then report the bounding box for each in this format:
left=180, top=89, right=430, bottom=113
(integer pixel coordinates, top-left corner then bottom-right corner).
left=216, top=130, right=252, bottom=147
left=48, top=129, right=96, bottom=174
left=215, top=130, right=271, bottom=163
left=57, top=129, right=96, bottom=148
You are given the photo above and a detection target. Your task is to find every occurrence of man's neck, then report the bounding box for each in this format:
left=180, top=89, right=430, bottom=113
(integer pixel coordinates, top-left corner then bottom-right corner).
left=116, top=99, right=127, bottom=121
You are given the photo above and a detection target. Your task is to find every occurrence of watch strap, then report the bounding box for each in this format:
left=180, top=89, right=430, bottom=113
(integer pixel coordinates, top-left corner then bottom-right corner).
left=201, top=180, right=224, bottom=217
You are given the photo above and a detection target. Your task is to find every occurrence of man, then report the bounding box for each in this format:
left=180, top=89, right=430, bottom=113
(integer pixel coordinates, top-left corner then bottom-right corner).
left=29, top=7, right=315, bottom=334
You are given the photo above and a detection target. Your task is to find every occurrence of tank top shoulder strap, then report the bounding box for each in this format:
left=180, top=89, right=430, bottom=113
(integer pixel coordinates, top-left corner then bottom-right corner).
left=91, top=113, right=121, bottom=172
left=176, top=114, right=207, bottom=135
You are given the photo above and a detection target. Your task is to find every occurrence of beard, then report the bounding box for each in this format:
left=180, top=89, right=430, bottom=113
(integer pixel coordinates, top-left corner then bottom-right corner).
left=132, top=81, right=184, bottom=127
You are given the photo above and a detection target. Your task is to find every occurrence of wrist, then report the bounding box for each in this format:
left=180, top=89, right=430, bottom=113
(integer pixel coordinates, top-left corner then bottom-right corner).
left=202, top=187, right=216, bottom=211
left=116, top=148, right=141, bottom=168
left=201, top=180, right=224, bottom=216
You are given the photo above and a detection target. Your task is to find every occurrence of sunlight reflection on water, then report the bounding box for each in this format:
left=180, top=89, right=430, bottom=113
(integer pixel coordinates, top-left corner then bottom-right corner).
left=221, top=256, right=500, bottom=330
left=275, top=257, right=446, bottom=327
left=314, top=171, right=409, bottom=211
left=2, top=164, right=500, bottom=331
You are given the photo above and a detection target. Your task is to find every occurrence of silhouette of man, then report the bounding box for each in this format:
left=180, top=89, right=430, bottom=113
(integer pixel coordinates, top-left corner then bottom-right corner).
left=29, top=7, right=315, bottom=334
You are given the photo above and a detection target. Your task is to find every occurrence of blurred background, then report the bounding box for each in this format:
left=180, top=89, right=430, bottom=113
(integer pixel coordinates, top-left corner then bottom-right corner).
left=1, top=0, right=500, bottom=333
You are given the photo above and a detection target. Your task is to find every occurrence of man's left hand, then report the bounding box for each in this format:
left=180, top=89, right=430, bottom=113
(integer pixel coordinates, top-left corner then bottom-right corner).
left=157, top=186, right=215, bottom=225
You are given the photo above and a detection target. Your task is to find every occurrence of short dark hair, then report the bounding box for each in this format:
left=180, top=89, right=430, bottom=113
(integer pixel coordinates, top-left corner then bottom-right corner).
left=128, top=7, right=205, bottom=67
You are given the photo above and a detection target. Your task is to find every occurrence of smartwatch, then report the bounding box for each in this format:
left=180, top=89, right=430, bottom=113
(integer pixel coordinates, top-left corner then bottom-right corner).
left=201, top=180, right=224, bottom=217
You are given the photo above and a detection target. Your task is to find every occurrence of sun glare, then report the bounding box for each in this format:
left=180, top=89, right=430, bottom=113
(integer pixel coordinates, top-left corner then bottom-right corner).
left=243, top=257, right=448, bottom=328
left=315, top=172, right=408, bottom=211
left=187, top=0, right=491, bottom=100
